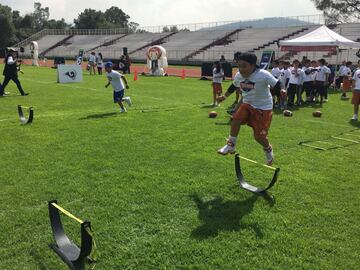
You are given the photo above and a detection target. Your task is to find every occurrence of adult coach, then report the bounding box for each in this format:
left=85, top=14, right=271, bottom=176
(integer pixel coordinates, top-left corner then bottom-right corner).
left=1, top=49, right=28, bottom=97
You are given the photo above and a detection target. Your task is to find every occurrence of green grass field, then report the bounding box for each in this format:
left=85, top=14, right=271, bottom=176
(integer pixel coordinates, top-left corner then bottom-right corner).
left=1, top=65, right=360, bottom=270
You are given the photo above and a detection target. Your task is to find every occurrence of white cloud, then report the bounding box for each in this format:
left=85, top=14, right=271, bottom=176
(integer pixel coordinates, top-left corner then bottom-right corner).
left=0, top=0, right=320, bottom=26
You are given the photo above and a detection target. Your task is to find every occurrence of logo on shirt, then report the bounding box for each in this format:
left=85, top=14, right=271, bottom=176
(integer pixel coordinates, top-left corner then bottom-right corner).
left=65, top=70, right=77, bottom=80
left=240, top=80, right=255, bottom=92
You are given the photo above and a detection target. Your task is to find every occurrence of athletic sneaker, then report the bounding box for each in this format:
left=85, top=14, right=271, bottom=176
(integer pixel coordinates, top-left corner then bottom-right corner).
left=351, top=114, right=358, bottom=121
left=264, top=145, right=274, bottom=166
left=120, top=107, right=127, bottom=113
left=217, top=140, right=236, bottom=155
left=124, top=97, right=132, bottom=107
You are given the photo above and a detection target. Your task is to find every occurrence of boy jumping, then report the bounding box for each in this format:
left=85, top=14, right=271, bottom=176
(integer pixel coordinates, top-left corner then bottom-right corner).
left=104, top=62, right=132, bottom=112
left=217, top=53, right=283, bottom=166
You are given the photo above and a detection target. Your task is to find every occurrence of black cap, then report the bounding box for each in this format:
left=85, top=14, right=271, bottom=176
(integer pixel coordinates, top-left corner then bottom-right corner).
left=236, top=52, right=257, bottom=65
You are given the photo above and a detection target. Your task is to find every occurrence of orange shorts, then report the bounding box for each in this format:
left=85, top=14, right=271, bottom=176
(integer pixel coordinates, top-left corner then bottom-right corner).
left=212, top=83, right=222, bottom=94
left=342, top=77, right=351, bottom=91
left=232, top=103, right=273, bottom=138
left=352, top=91, right=360, bottom=105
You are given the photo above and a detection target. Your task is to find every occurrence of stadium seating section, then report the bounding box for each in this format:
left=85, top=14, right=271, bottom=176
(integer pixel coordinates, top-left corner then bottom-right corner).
left=19, top=23, right=360, bottom=64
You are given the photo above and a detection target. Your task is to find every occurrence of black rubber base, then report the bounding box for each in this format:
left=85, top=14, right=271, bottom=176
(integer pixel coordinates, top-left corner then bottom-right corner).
left=48, top=200, right=92, bottom=270
left=235, top=154, right=280, bottom=194
left=18, top=105, right=33, bottom=124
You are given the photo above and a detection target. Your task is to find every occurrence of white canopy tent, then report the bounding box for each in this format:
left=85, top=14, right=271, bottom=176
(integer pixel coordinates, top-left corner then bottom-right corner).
left=279, top=25, right=360, bottom=52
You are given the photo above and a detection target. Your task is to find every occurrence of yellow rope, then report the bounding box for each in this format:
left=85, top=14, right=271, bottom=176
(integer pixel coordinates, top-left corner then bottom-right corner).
left=331, top=136, right=359, bottom=144
left=51, top=203, right=84, bottom=224
left=239, top=156, right=277, bottom=171
left=300, top=143, right=327, bottom=151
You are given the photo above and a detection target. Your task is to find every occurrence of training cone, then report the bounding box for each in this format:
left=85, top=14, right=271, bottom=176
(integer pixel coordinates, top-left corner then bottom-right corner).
left=133, top=69, right=138, bottom=81
left=181, top=68, right=185, bottom=79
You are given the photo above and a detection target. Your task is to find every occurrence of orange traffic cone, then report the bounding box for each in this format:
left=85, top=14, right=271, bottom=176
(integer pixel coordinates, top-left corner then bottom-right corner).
left=133, top=69, right=138, bottom=81
left=181, top=68, right=185, bottom=79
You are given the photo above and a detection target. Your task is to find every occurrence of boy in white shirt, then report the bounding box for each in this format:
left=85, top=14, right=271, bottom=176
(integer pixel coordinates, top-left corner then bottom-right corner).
left=336, top=60, right=347, bottom=89
left=314, top=59, right=329, bottom=105
left=351, top=60, right=360, bottom=121
left=88, top=52, right=97, bottom=75
left=216, top=52, right=283, bottom=166
left=302, top=59, right=315, bottom=103
left=104, top=62, right=132, bottom=113
left=341, top=61, right=352, bottom=99
left=271, top=61, right=281, bottom=79
left=211, top=61, right=224, bottom=106
left=287, top=60, right=305, bottom=106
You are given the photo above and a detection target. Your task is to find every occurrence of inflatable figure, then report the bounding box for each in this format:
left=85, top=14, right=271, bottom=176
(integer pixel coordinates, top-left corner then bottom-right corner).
left=146, top=45, right=168, bottom=76
left=30, top=41, right=39, bottom=66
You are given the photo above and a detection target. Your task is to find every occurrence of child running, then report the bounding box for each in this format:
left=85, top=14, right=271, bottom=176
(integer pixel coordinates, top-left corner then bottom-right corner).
left=104, top=62, right=132, bottom=113
left=216, top=52, right=283, bottom=165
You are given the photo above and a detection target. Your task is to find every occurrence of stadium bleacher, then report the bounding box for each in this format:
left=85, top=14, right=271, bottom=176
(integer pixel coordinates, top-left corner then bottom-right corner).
left=16, top=21, right=360, bottom=65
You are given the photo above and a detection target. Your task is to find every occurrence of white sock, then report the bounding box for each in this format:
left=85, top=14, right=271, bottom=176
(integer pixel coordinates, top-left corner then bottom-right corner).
left=228, top=136, right=237, bottom=144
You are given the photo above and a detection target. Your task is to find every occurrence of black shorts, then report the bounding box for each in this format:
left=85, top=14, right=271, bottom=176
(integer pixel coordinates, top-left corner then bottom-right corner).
left=315, top=81, right=325, bottom=96
left=303, top=81, right=313, bottom=95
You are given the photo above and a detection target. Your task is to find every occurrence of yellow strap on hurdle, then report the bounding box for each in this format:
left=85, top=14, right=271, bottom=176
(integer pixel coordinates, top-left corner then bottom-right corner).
left=344, top=133, right=360, bottom=138
left=331, top=136, right=359, bottom=144
left=300, top=143, right=327, bottom=151
left=239, top=156, right=277, bottom=171
left=51, top=203, right=84, bottom=224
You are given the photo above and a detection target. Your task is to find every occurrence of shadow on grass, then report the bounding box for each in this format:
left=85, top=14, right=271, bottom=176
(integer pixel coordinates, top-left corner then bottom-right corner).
left=349, top=120, right=360, bottom=128
left=29, top=249, right=48, bottom=270
left=79, top=112, right=118, bottom=120
left=191, top=193, right=271, bottom=240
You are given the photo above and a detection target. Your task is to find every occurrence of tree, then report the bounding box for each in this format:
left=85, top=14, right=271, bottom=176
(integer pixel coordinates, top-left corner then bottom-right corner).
left=74, top=9, right=108, bottom=29
left=0, top=4, right=12, bottom=19
left=170, top=26, right=179, bottom=33
left=104, top=6, right=130, bottom=28
left=0, top=14, right=14, bottom=47
left=33, top=2, right=49, bottom=31
left=162, top=26, right=170, bottom=32
left=128, top=21, right=140, bottom=33
left=45, top=18, right=69, bottom=29
left=311, top=0, right=360, bottom=23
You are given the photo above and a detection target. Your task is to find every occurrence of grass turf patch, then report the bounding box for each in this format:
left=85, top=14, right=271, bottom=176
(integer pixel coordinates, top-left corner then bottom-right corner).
left=0, top=65, right=359, bottom=269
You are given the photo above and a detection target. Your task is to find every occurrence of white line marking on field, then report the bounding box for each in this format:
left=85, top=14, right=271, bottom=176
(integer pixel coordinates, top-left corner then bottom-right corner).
left=304, top=120, right=358, bottom=128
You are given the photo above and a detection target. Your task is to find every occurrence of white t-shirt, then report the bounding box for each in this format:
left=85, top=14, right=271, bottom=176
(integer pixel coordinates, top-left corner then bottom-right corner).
left=315, top=66, right=329, bottom=82
left=271, top=67, right=281, bottom=79
left=302, top=66, right=315, bottom=82
left=96, top=56, right=103, bottom=67
left=213, top=68, right=224, bottom=84
left=233, top=69, right=277, bottom=110
left=340, top=67, right=352, bottom=77
left=353, top=69, right=360, bottom=90
left=106, top=70, right=125, bottom=92
left=339, top=65, right=346, bottom=75
left=88, top=54, right=96, bottom=63
left=7, top=56, right=16, bottom=65
left=289, top=67, right=305, bottom=85
left=280, top=68, right=291, bottom=88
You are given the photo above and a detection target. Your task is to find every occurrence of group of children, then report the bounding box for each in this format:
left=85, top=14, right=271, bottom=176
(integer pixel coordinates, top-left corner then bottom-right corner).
left=271, top=59, right=333, bottom=108
left=270, top=58, right=360, bottom=120
left=212, top=52, right=360, bottom=166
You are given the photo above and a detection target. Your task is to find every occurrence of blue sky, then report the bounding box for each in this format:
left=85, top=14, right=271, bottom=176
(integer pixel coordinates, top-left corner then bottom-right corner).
left=0, top=0, right=320, bottom=26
